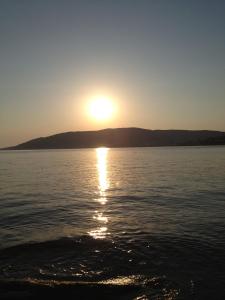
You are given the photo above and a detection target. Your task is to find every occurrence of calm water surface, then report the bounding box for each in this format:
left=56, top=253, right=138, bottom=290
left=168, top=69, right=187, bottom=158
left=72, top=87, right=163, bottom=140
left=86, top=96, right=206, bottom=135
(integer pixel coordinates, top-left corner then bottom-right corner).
left=0, top=147, right=225, bottom=299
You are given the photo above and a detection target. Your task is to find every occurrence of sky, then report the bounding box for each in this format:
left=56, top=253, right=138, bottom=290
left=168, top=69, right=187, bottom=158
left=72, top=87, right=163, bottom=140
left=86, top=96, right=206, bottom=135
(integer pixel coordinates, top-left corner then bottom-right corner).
left=0, top=0, right=225, bottom=147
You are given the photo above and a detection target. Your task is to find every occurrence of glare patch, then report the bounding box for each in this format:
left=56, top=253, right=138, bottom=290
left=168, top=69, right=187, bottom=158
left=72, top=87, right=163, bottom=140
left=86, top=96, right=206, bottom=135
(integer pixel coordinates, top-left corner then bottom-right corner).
left=93, top=212, right=108, bottom=223
left=88, top=226, right=108, bottom=239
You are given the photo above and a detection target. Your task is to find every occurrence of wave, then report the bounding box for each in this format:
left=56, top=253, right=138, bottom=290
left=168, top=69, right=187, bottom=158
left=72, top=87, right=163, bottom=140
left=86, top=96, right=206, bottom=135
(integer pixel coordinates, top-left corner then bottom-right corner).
left=0, top=235, right=225, bottom=299
left=0, top=276, right=179, bottom=300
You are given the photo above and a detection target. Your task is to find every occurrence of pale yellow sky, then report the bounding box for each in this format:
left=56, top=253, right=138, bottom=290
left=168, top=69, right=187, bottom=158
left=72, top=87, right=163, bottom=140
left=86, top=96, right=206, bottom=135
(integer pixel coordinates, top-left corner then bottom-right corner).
left=1, top=1, right=225, bottom=147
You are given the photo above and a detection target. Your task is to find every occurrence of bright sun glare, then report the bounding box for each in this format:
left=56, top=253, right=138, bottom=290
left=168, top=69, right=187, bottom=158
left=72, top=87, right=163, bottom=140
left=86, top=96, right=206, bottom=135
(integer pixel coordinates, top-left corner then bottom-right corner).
left=89, top=97, right=114, bottom=121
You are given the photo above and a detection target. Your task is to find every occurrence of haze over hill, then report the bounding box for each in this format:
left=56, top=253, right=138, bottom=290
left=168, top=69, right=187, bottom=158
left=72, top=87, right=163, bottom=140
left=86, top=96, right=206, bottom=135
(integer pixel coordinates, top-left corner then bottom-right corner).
left=3, top=128, right=225, bottom=150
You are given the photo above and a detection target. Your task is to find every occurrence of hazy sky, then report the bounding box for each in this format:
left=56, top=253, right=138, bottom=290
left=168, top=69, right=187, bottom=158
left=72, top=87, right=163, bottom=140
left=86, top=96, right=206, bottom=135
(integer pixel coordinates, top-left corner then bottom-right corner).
left=1, top=0, right=225, bottom=147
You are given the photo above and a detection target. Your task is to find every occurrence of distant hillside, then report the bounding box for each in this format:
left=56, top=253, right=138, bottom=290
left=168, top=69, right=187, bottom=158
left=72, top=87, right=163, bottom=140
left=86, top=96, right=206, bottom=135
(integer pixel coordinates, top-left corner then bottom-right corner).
left=3, top=128, right=225, bottom=150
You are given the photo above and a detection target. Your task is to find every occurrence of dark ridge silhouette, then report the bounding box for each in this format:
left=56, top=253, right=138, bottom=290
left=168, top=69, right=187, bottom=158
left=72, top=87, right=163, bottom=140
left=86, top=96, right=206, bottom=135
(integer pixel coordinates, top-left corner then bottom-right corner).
left=2, top=128, right=225, bottom=150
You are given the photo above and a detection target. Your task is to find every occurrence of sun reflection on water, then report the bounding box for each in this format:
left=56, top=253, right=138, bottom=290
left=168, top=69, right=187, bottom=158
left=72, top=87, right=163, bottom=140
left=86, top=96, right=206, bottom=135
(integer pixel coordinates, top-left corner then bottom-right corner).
left=93, top=211, right=108, bottom=223
left=88, top=147, right=110, bottom=239
left=97, top=147, right=109, bottom=204
left=88, top=226, right=108, bottom=239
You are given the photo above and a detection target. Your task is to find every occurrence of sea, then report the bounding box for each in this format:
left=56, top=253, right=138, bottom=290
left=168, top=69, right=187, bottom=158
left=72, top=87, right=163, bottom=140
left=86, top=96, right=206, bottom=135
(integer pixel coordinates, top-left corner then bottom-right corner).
left=0, top=146, right=225, bottom=299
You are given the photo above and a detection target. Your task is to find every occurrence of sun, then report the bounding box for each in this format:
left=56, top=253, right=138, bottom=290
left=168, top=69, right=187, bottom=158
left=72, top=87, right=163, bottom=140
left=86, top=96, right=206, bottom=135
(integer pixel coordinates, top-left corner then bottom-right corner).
left=89, top=96, right=114, bottom=121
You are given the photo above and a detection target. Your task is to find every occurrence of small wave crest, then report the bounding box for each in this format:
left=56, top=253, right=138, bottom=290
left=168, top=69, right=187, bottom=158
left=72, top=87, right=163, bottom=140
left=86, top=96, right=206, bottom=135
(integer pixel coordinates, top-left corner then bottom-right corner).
left=0, top=275, right=180, bottom=300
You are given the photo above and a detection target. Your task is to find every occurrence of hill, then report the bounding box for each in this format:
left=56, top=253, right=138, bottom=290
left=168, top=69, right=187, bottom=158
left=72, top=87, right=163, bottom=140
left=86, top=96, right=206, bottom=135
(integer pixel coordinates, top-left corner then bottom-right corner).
left=3, top=128, right=225, bottom=150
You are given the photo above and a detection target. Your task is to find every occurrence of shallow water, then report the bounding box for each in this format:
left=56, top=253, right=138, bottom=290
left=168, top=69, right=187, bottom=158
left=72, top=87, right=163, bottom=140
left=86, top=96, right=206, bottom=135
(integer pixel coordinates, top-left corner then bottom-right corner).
left=0, top=146, right=225, bottom=299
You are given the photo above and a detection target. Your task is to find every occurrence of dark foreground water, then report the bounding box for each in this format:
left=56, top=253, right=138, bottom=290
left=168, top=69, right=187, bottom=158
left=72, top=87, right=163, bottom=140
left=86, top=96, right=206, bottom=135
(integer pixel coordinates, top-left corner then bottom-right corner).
left=0, top=146, right=225, bottom=299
